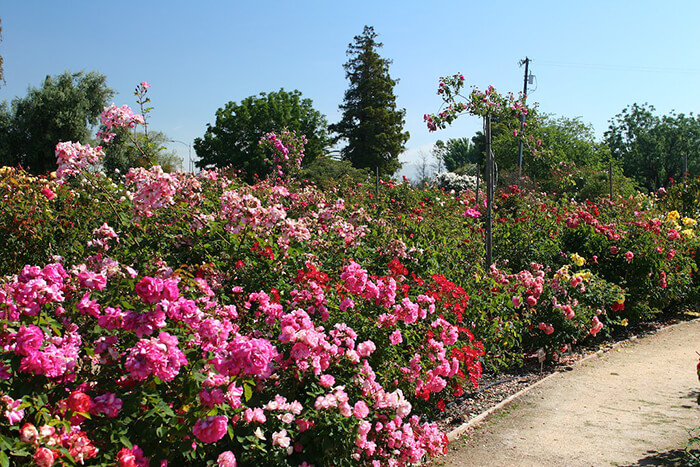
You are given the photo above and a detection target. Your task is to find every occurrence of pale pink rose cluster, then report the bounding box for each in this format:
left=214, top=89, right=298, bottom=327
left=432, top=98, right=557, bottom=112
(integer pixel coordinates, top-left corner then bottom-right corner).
left=590, top=315, right=604, bottom=336
left=55, top=141, right=105, bottom=182
left=97, top=103, right=145, bottom=143
left=212, top=335, right=278, bottom=379
left=279, top=309, right=336, bottom=375
left=492, top=264, right=545, bottom=308
left=3, top=263, right=68, bottom=318
left=87, top=223, right=119, bottom=251
left=260, top=131, right=306, bottom=179
left=220, top=190, right=287, bottom=234
left=340, top=260, right=397, bottom=308
left=125, top=166, right=181, bottom=218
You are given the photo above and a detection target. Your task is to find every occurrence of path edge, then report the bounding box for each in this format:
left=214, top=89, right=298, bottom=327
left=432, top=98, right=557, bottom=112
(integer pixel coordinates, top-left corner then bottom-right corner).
left=445, top=317, right=700, bottom=442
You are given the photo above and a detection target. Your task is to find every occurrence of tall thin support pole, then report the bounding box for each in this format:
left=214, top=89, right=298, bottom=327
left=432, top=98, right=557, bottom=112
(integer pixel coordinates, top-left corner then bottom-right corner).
left=609, top=152, right=613, bottom=200
left=475, top=161, right=481, bottom=207
left=485, top=115, right=493, bottom=268
left=517, top=57, right=530, bottom=179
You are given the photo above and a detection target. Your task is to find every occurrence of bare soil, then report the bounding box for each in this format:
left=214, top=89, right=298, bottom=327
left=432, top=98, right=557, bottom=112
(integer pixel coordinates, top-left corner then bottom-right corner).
left=434, top=318, right=700, bottom=466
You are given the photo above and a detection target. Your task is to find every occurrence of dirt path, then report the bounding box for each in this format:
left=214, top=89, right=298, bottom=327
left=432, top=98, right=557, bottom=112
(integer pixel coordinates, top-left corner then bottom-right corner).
left=436, top=319, right=700, bottom=466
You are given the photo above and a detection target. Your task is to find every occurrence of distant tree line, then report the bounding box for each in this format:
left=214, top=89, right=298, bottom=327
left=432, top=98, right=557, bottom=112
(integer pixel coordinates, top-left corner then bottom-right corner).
left=1, top=16, right=697, bottom=194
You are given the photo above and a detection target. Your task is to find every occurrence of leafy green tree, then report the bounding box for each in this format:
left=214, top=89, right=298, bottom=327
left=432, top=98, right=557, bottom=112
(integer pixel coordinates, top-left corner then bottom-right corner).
left=298, top=157, right=370, bottom=189
left=433, top=137, right=482, bottom=172
left=331, top=25, right=409, bottom=177
left=0, top=103, right=12, bottom=166
left=102, top=130, right=182, bottom=175
left=194, top=89, right=329, bottom=183
left=605, top=103, right=700, bottom=190
left=2, top=71, right=113, bottom=174
left=491, top=114, right=607, bottom=179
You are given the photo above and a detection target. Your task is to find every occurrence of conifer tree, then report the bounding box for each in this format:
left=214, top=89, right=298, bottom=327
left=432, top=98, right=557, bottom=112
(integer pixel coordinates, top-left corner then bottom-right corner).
left=331, top=26, right=409, bottom=177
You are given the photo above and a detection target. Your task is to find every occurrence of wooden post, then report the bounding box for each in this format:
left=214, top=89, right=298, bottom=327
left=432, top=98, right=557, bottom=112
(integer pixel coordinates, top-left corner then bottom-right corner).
left=485, top=115, right=493, bottom=268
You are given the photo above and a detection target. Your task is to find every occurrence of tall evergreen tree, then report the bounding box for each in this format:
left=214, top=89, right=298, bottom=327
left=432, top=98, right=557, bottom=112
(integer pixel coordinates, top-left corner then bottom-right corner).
left=331, top=26, right=408, bottom=177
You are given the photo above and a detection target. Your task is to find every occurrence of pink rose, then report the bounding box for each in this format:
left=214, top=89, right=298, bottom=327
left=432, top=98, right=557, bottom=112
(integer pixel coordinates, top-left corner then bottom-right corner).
left=193, top=415, right=228, bottom=444
left=218, top=451, right=237, bottom=467
left=272, top=429, right=291, bottom=448
left=41, top=187, right=55, bottom=200
left=389, top=329, right=403, bottom=345
left=34, top=447, right=56, bottom=467
left=19, top=422, right=39, bottom=444
left=357, top=340, right=376, bottom=358
left=14, top=325, right=44, bottom=356
left=319, top=374, right=335, bottom=388
left=116, top=445, right=149, bottom=467
left=353, top=401, right=370, bottom=419
left=590, top=316, right=604, bottom=337
left=135, top=276, right=164, bottom=303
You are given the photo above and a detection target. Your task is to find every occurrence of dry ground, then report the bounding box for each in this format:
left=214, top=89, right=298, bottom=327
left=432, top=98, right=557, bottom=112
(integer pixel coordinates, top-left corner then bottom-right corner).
left=436, top=319, right=700, bottom=466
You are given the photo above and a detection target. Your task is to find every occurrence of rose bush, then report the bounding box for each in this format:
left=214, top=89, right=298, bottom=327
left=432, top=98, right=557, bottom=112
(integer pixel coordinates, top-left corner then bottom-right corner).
left=0, top=85, right=698, bottom=465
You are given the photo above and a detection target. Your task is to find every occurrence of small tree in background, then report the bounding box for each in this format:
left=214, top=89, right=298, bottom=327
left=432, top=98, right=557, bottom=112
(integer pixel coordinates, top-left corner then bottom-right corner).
left=194, top=89, right=329, bottom=183
left=605, top=103, right=700, bottom=191
left=433, top=137, right=483, bottom=173
left=1, top=71, right=113, bottom=174
left=100, top=82, right=181, bottom=174
left=331, top=25, right=409, bottom=177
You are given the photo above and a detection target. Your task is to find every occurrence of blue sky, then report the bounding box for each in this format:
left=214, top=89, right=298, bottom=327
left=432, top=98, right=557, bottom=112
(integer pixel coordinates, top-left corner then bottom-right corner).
left=2, top=1, right=699, bottom=177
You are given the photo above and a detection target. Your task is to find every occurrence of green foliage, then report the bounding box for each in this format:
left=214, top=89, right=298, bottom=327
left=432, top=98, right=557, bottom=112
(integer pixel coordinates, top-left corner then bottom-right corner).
left=330, top=25, right=409, bottom=177
left=433, top=137, right=481, bottom=172
left=492, top=114, right=609, bottom=181
left=194, top=89, right=330, bottom=183
left=102, top=130, right=182, bottom=175
left=1, top=71, right=113, bottom=174
left=605, top=103, right=700, bottom=191
left=298, top=157, right=370, bottom=189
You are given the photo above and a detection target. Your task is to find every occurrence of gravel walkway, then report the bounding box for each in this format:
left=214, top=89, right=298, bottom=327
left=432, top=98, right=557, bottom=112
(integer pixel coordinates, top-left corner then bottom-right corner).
left=435, top=319, right=700, bottom=466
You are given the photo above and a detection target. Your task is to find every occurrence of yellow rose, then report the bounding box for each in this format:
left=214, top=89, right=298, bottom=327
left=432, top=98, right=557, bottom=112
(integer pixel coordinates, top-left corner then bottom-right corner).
left=570, top=253, right=586, bottom=267
left=667, top=210, right=680, bottom=222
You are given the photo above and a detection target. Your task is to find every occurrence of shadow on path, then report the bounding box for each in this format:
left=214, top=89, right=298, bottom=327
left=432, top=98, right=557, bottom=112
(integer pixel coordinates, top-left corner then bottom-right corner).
left=622, top=448, right=694, bottom=466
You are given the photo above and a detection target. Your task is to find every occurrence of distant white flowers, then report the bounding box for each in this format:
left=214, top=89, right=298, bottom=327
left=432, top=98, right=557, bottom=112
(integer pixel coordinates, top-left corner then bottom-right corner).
left=432, top=172, right=478, bottom=193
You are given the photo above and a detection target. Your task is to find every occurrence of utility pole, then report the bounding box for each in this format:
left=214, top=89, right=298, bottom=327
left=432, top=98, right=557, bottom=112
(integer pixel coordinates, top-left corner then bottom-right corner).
left=517, top=57, right=530, bottom=179
left=484, top=115, right=493, bottom=268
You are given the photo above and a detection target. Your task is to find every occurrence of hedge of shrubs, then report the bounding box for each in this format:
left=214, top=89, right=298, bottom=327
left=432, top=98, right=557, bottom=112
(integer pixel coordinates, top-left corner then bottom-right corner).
left=0, top=112, right=698, bottom=465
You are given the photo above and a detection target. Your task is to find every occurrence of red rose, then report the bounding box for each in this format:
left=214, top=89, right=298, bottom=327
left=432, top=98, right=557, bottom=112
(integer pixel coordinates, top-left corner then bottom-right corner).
left=67, top=391, right=92, bottom=413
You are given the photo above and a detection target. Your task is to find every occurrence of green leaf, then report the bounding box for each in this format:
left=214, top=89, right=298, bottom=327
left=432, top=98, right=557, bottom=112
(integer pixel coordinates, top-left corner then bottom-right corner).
left=120, top=435, right=133, bottom=449
left=0, top=451, right=8, bottom=467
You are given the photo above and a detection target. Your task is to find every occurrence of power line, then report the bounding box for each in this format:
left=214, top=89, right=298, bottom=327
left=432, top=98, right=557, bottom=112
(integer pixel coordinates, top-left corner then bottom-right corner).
left=536, top=60, right=700, bottom=75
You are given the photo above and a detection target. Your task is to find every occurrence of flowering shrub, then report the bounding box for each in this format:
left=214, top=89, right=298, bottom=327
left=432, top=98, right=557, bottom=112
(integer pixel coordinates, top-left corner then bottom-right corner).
left=432, top=172, right=477, bottom=194
left=1, top=85, right=699, bottom=465
left=259, top=130, right=307, bottom=181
